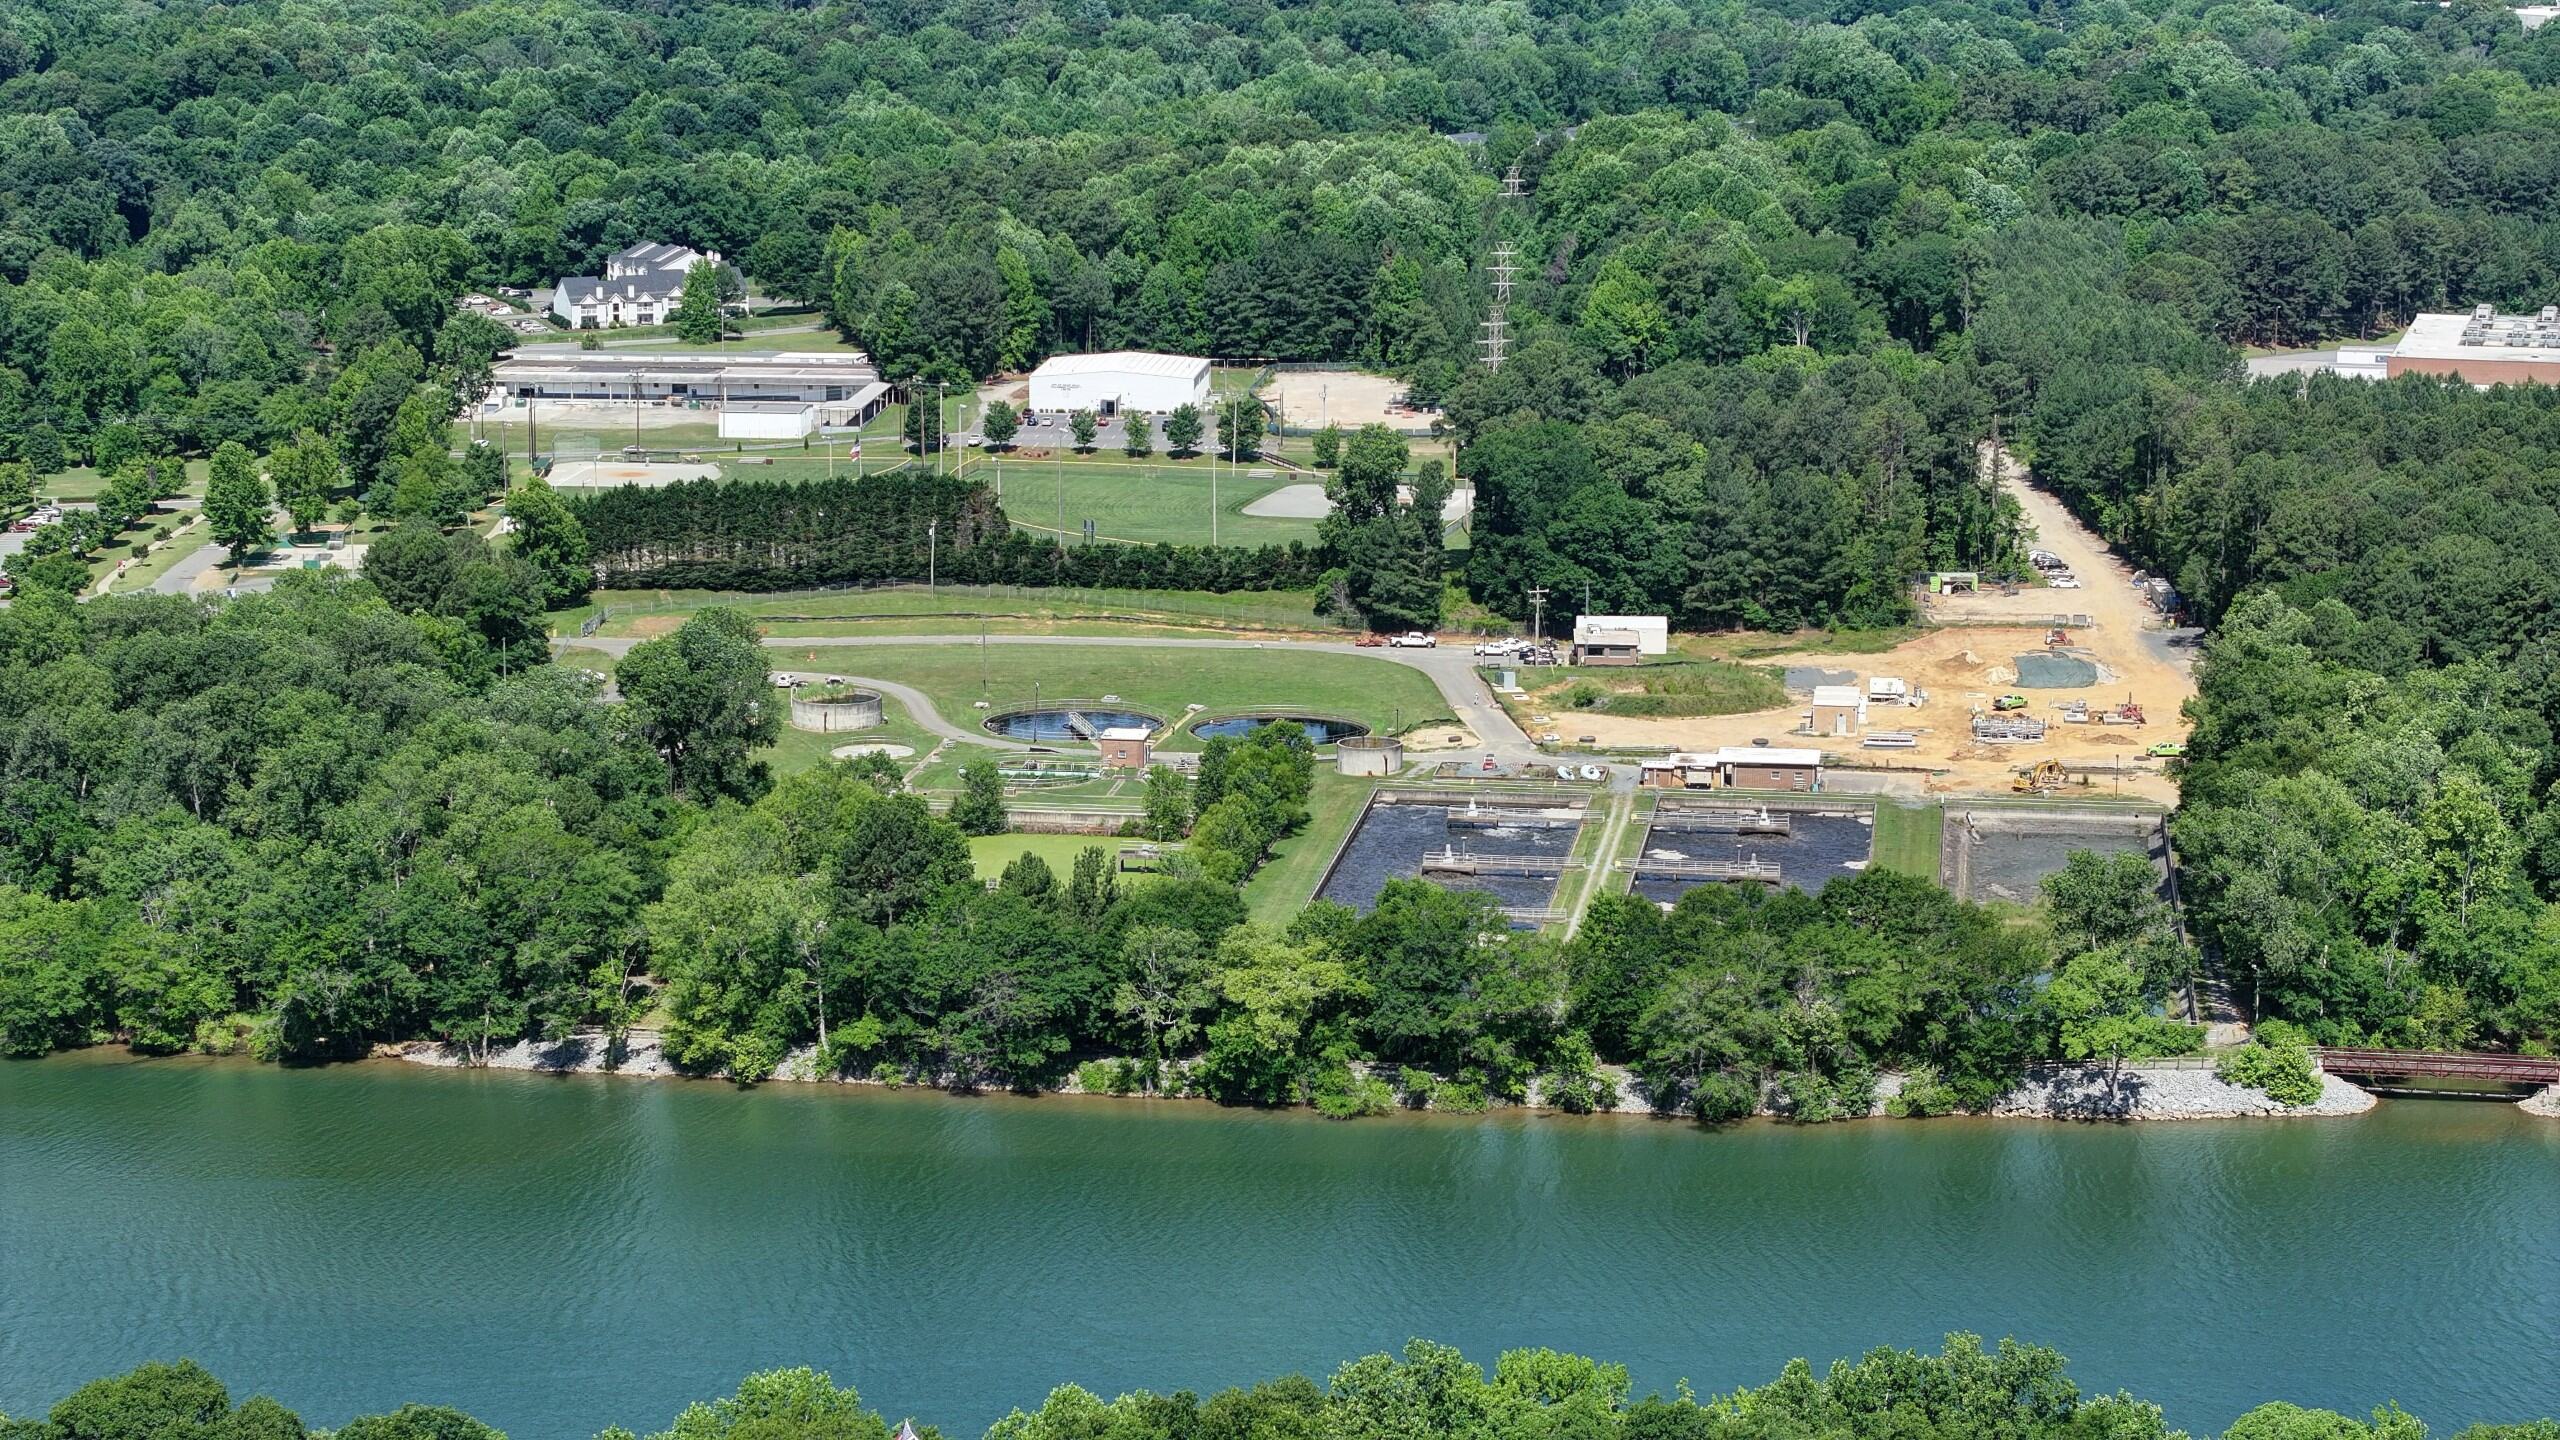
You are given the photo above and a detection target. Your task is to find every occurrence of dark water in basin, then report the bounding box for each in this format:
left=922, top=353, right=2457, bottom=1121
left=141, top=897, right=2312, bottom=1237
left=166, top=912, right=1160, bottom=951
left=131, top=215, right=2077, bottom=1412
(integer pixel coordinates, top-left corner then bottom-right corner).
left=1191, top=714, right=1368, bottom=744
left=985, top=707, right=1159, bottom=741
left=1632, top=809, right=1876, bottom=902
left=1316, top=802, right=1583, bottom=917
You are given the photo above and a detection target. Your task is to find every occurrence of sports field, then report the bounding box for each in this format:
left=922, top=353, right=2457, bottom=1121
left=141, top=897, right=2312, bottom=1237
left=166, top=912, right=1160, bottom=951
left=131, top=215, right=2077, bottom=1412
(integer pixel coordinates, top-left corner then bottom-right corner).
left=958, top=454, right=1320, bottom=548
left=769, top=641, right=1451, bottom=749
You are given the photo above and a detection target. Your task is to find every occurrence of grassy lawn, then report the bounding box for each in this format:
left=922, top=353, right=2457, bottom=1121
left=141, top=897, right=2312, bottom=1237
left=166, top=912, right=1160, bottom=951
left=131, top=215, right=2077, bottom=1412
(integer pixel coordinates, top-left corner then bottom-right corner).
left=1871, top=801, right=1945, bottom=880
left=103, top=516, right=215, bottom=594
left=1242, top=771, right=1373, bottom=924
left=960, top=453, right=1320, bottom=549
left=967, top=832, right=1172, bottom=882
left=773, top=642, right=1448, bottom=753
left=756, top=695, right=943, bottom=778
left=1516, top=657, right=1790, bottom=720
left=574, top=584, right=1327, bottom=640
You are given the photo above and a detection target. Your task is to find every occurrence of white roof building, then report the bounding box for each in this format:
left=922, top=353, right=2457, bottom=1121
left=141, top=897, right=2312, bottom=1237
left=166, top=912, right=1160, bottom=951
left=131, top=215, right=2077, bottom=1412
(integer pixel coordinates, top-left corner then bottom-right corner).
left=1572, top=615, right=1669, bottom=655
left=1027, top=352, right=1211, bottom=415
left=1715, top=746, right=1824, bottom=768
left=549, top=243, right=744, bottom=330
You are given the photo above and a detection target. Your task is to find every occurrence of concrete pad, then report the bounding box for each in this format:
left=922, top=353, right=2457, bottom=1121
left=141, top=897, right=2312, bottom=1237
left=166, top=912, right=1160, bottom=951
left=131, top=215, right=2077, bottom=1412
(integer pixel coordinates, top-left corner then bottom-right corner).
left=1241, top=483, right=1333, bottom=518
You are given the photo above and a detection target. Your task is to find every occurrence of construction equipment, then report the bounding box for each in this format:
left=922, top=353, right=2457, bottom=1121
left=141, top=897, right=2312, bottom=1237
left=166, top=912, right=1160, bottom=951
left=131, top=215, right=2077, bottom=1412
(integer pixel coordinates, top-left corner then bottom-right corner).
left=1992, top=694, right=2030, bottom=712
left=1973, top=713, right=2047, bottom=742
left=2045, top=628, right=2073, bottom=647
left=2103, top=700, right=2147, bottom=726
left=2013, top=759, right=2068, bottom=794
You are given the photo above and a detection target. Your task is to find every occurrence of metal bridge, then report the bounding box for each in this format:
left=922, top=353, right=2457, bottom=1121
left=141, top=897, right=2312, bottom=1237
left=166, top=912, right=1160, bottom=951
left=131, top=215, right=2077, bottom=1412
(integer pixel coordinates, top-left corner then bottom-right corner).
left=2315, top=1048, right=2560, bottom=1086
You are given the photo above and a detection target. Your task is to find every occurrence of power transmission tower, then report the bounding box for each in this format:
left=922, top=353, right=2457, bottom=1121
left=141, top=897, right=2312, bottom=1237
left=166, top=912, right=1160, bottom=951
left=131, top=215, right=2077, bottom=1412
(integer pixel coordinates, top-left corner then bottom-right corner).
left=1479, top=241, right=1518, bottom=372
left=1480, top=157, right=1530, bottom=372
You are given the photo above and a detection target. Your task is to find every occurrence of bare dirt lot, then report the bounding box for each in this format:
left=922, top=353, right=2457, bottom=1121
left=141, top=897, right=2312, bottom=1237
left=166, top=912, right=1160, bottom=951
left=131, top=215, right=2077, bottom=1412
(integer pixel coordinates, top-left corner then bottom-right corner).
left=547, top=459, right=722, bottom=487
left=1547, top=455, right=2198, bottom=804
left=1265, top=369, right=1438, bottom=435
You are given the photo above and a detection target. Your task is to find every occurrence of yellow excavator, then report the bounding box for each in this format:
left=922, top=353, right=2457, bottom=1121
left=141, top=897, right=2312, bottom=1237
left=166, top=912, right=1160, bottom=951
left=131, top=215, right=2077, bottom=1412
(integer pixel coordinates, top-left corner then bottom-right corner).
left=2012, top=759, right=2068, bottom=794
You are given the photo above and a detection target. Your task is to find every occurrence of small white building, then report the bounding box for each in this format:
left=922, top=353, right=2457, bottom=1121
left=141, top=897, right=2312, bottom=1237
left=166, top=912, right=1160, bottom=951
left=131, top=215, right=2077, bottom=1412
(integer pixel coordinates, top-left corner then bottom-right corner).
left=1808, top=685, right=1868, bottom=737
left=1867, top=676, right=1910, bottom=705
left=1027, top=352, right=1210, bottom=415
left=1573, top=615, right=1669, bottom=656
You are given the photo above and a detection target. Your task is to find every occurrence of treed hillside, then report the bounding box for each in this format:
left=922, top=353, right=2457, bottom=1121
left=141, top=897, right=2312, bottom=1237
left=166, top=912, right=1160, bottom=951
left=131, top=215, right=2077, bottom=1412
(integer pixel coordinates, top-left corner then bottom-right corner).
left=17, top=0, right=2560, bottom=627
left=11, top=0, right=2560, bottom=1055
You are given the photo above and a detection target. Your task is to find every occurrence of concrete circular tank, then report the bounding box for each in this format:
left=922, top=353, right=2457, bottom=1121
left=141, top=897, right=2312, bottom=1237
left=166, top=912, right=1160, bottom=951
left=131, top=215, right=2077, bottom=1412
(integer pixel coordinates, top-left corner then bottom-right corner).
left=1191, top=713, right=1371, bottom=745
left=789, top=687, right=885, bottom=733
left=983, top=707, right=1162, bottom=743
left=1335, top=735, right=1404, bottom=776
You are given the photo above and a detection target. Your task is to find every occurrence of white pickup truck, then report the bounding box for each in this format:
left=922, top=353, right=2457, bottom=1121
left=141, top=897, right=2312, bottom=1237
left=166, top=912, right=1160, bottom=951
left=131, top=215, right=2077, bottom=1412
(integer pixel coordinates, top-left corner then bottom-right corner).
left=1390, top=632, right=1438, bottom=648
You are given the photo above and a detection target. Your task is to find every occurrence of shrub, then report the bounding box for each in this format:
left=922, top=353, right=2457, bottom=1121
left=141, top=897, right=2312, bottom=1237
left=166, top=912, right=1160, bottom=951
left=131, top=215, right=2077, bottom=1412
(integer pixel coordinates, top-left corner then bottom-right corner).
left=1397, top=1066, right=1438, bottom=1109
left=2217, top=1038, right=2324, bottom=1107
left=1883, top=1065, right=1962, bottom=1118
left=1540, top=1032, right=1615, bottom=1113
left=1433, top=1079, right=1489, bottom=1114
left=1688, top=1072, right=1758, bottom=1124
left=1311, top=1064, right=1394, bottom=1119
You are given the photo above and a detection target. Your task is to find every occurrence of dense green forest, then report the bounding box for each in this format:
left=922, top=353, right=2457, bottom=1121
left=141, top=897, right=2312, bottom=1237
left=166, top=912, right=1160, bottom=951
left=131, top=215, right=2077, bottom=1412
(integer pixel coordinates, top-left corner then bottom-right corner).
left=8, top=1341, right=2555, bottom=1440
left=0, top=578, right=2227, bottom=1115
left=18, top=0, right=2560, bottom=629
left=11, top=0, right=2560, bottom=1060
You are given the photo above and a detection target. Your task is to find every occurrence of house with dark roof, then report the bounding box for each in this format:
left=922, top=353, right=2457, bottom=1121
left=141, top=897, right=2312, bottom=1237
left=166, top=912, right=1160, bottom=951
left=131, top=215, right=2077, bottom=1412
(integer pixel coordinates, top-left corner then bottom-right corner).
left=548, top=243, right=744, bottom=329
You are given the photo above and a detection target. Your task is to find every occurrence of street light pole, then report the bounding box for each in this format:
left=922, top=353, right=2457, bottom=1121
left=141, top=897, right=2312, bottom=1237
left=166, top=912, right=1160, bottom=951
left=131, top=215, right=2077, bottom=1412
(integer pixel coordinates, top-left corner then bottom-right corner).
left=928, top=518, right=937, bottom=591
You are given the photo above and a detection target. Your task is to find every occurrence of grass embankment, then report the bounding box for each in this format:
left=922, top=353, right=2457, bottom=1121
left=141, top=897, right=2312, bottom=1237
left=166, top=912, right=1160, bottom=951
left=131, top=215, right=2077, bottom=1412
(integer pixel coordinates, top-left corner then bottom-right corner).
left=1870, top=801, right=1945, bottom=880
left=1242, top=771, right=1374, bottom=924
left=573, top=584, right=1328, bottom=640
left=1522, top=657, right=1790, bottom=721
left=967, top=832, right=1171, bottom=882
left=775, top=642, right=1450, bottom=754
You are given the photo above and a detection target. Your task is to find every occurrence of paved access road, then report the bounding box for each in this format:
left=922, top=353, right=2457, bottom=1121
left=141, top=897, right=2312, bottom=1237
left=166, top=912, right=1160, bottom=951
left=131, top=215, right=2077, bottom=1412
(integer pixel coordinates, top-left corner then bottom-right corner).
left=568, top=631, right=1538, bottom=761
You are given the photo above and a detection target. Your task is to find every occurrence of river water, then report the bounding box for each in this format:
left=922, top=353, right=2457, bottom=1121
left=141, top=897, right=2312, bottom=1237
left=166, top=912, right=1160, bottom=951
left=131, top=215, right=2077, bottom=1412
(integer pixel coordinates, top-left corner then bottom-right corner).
left=3, top=1053, right=2555, bottom=1438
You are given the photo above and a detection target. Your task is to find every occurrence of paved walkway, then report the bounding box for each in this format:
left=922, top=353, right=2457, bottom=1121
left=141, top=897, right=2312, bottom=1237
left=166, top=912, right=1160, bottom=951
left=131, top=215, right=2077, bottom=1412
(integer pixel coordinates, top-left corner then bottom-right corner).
left=765, top=667, right=1035, bottom=752
left=570, top=631, right=1539, bottom=761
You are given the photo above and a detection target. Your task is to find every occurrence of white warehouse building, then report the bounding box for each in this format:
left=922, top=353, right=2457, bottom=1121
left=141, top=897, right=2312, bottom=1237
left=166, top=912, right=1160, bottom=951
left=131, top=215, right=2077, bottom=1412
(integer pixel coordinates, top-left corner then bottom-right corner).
left=1027, top=351, right=1210, bottom=415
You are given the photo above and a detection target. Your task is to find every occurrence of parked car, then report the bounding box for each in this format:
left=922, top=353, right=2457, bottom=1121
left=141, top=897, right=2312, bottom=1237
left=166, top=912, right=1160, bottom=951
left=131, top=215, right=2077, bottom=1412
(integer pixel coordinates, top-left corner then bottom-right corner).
left=1473, top=638, right=1522, bottom=656
left=2146, top=742, right=2187, bottom=758
left=2047, top=573, right=2081, bottom=589
left=1390, top=632, right=1437, bottom=648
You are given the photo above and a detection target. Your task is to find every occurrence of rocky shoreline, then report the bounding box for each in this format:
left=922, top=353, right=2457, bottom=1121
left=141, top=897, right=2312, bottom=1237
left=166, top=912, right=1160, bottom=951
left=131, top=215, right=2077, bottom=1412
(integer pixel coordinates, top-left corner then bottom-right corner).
left=392, top=1036, right=2395, bottom=1122
left=2524, top=1082, right=2560, bottom=1117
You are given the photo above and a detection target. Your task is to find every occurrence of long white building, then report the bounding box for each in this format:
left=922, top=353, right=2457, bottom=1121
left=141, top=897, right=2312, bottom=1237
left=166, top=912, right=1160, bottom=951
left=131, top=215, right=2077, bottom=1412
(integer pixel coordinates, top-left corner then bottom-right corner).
left=487, top=350, right=888, bottom=439
left=1027, top=352, right=1210, bottom=415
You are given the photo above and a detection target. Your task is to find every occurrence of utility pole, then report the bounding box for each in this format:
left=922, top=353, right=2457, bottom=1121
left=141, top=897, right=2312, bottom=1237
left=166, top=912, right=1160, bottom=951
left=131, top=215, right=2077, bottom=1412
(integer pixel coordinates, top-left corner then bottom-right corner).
left=928, top=519, right=938, bottom=591
left=1528, top=585, right=1549, bottom=648
left=935, top=381, right=946, bottom=479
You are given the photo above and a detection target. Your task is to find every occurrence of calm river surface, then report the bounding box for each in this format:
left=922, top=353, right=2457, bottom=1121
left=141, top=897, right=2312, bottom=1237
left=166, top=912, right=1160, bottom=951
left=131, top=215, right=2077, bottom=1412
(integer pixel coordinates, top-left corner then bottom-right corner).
left=3, top=1053, right=2556, bottom=1438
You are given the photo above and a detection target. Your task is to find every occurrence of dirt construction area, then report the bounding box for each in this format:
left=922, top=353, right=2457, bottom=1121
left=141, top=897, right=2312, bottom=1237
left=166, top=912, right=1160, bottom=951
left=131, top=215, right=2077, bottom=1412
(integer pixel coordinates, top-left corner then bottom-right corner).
left=1549, top=455, right=2198, bottom=804
left=546, top=459, right=722, bottom=487
left=1265, top=369, right=1438, bottom=435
